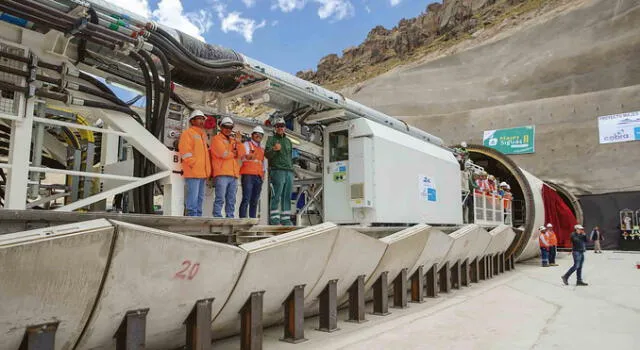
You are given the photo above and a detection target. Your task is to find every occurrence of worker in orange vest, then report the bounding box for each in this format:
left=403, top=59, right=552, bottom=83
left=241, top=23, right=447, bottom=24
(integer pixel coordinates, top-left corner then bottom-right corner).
left=210, top=116, right=241, bottom=218
left=178, top=110, right=212, bottom=216
left=538, top=226, right=550, bottom=267
left=239, top=126, right=266, bottom=218
left=546, top=223, right=559, bottom=266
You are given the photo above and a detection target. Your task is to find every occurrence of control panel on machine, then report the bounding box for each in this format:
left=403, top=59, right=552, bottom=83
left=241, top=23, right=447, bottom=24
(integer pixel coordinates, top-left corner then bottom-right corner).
left=163, top=101, right=185, bottom=150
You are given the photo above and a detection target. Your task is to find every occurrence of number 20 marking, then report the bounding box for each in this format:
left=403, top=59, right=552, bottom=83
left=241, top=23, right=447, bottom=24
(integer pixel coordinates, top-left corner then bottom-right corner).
left=174, top=260, right=200, bottom=280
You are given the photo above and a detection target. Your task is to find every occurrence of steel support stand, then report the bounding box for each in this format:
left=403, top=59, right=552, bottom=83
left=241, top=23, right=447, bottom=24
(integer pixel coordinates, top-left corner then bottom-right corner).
left=185, top=298, right=214, bottom=350
left=115, top=309, right=149, bottom=350
left=510, top=255, right=516, bottom=270
left=19, top=322, right=58, bottom=350
left=317, top=279, right=339, bottom=332
left=426, top=263, right=438, bottom=298
left=479, top=256, right=486, bottom=280
left=470, top=258, right=479, bottom=283
left=240, top=291, right=264, bottom=350
left=371, top=271, right=390, bottom=316
left=461, top=259, right=470, bottom=287
left=346, top=275, right=367, bottom=323
left=451, top=260, right=461, bottom=289
left=410, top=265, right=425, bottom=303
left=280, top=285, right=307, bottom=343
left=393, top=268, right=408, bottom=309
left=493, top=254, right=499, bottom=275
left=500, top=253, right=506, bottom=273
left=438, top=262, right=451, bottom=293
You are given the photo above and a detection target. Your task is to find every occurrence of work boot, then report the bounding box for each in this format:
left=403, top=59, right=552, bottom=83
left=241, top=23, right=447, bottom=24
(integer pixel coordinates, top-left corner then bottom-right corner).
left=561, top=275, right=568, bottom=285
left=576, top=281, right=589, bottom=286
left=550, top=263, right=559, bottom=266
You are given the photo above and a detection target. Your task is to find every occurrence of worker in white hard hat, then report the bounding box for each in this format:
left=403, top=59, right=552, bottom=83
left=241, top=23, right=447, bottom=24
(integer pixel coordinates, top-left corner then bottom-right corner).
left=178, top=109, right=212, bottom=216
left=210, top=116, right=241, bottom=218
left=238, top=126, right=266, bottom=218
left=546, top=223, right=559, bottom=266
left=562, top=224, right=588, bottom=286
left=265, top=117, right=294, bottom=225
left=538, top=225, right=550, bottom=267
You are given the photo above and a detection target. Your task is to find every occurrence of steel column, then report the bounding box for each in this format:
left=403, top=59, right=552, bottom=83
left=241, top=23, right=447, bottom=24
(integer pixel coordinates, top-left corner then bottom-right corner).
left=372, top=271, right=390, bottom=316
left=115, top=309, right=149, bottom=350
left=493, top=254, right=500, bottom=275
left=392, top=268, right=408, bottom=309
left=19, top=322, right=58, bottom=350
left=6, top=96, right=34, bottom=209
left=185, top=298, right=214, bottom=350
left=461, top=259, right=470, bottom=287
left=500, top=253, right=506, bottom=273
left=451, top=260, right=461, bottom=289
left=426, top=263, right=438, bottom=297
left=346, top=275, right=367, bottom=323
left=317, top=279, right=339, bottom=332
left=438, top=262, right=451, bottom=293
left=470, top=258, right=479, bottom=283
left=240, top=291, right=264, bottom=350
left=479, top=256, right=486, bottom=280
left=281, top=285, right=307, bottom=343
left=410, top=265, right=425, bottom=303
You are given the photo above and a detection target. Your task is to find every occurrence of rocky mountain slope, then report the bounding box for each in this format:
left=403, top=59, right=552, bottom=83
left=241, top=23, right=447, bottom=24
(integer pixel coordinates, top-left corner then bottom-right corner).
left=296, top=0, right=567, bottom=89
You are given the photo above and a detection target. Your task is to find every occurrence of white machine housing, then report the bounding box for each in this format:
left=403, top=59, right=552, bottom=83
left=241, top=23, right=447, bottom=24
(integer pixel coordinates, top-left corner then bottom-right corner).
left=323, top=118, right=463, bottom=225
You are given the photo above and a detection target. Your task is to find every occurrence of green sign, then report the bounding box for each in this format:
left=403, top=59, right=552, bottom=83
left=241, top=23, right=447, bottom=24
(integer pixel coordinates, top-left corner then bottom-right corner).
left=483, top=125, right=535, bottom=154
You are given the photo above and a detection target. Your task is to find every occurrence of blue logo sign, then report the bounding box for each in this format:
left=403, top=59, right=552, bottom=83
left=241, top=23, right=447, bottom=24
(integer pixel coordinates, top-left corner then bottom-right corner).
left=635, top=127, right=640, bottom=140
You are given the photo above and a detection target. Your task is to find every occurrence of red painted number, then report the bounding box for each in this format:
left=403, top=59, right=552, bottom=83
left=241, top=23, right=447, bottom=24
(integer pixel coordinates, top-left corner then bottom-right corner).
left=174, top=260, right=200, bottom=280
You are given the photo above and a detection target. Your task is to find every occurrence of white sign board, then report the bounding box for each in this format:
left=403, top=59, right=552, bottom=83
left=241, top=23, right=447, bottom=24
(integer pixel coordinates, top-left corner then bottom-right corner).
left=598, top=111, right=640, bottom=144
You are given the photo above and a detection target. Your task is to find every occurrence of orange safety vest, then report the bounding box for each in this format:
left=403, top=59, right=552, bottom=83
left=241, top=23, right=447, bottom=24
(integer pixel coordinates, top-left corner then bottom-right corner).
left=539, top=232, right=550, bottom=248
left=239, top=140, right=265, bottom=177
left=547, top=230, right=558, bottom=246
left=178, top=126, right=211, bottom=178
left=210, top=133, right=240, bottom=178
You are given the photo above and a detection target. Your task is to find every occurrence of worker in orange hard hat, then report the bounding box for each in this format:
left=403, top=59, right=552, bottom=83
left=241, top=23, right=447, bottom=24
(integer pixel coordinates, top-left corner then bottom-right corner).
left=239, top=126, right=266, bottom=218
left=178, top=109, right=212, bottom=216
left=210, top=116, right=241, bottom=218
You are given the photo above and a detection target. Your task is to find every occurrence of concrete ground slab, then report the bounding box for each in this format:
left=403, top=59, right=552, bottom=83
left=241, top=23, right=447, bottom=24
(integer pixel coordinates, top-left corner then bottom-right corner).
left=214, top=250, right=640, bottom=350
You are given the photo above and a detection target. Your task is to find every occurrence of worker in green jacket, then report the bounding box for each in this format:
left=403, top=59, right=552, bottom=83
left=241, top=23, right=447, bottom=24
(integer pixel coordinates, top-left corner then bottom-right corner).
left=265, top=118, right=294, bottom=225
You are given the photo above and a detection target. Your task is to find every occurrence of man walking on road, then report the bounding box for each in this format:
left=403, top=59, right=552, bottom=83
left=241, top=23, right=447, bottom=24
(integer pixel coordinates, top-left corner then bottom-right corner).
left=178, top=110, right=211, bottom=216
left=546, top=223, right=559, bottom=266
left=590, top=226, right=604, bottom=253
left=265, top=118, right=294, bottom=226
left=562, top=224, right=589, bottom=286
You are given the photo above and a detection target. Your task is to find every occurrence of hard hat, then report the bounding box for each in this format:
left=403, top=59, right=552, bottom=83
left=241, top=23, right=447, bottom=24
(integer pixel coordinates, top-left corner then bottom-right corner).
left=460, top=141, right=468, bottom=148
left=219, top=116, right=234, bottom=126
left=539, top=226, right=546, bottom=231
left=574, top=224, right=584, bottom=230
left=274, top=117, right=286, bottom=126
left=499, top=182, right=508, bottom=187
left=546, top=223, right=553, bottom=228
left=252, top=126, right=264, bottom=135
left=505, top=184, right=511, bottom=189
left=189, top=109, right=205, bottom=121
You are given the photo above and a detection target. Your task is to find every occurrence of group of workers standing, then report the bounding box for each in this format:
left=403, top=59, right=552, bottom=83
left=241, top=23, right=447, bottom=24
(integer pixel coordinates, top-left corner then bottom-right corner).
left=178, top=110, right=294, bottom=225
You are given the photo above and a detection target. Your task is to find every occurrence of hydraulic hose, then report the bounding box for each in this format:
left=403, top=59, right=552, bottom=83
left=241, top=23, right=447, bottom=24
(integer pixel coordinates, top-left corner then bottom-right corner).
left=151, top=47, right=171, bottom=139
left=138, top=50, right=160, bottom=133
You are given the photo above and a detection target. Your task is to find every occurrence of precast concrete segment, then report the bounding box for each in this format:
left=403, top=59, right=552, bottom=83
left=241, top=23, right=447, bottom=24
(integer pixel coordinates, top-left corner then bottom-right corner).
left=464, top=226, right=492, bottom=263
left=212, top=223, right=339, bottom=339
left=0, top=220, right=114, bottom=350
left=484, top=225, right=511, bottom=256
left=74, top=221, right=247, bottom=350
left=406, top=227, right=454, bottom=277
left=363, top=224, right=431, bottom=292
left=442, top=225, right=478, bottom=265
left=516, top=170, right=545, bottom=262
left=304, top=227, right=387, bottom=313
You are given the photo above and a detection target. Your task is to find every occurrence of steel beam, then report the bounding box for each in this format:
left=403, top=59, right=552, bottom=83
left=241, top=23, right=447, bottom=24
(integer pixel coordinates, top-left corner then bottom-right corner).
left=317, top=279, right=339, bottom=332
left=280, top=285, right=307, bottom=343
left=115, top=309, right=149, bottom=350
left=240, top=291, right=264, bottom=350
left=185, top=298, right=214, bottom=350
